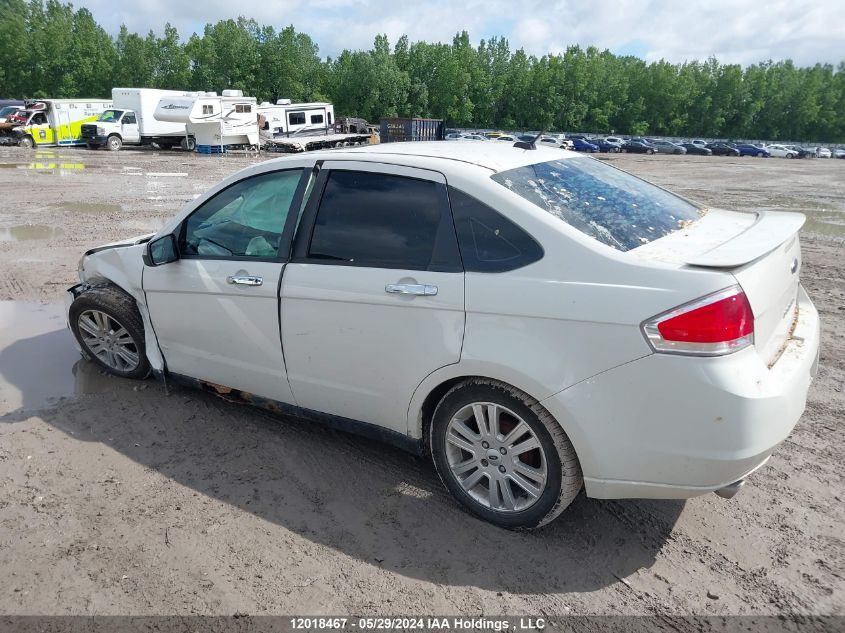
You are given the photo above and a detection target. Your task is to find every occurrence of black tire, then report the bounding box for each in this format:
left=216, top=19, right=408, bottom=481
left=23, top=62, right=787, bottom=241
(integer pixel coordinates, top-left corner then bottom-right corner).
left=85, top=142, right=98, bottom=150
left=787, top=153, right=794, bottom=159
left=69, top=285, right=150, bottom=380
left=646, top=149, right=654, bottom=155
left=106, top=135, right=122, bottom=151
left=180, top=137, right=196, bottom=151
left=430, top=378, right=582, bottom=529
left=19, top=135, right=34, bottom=149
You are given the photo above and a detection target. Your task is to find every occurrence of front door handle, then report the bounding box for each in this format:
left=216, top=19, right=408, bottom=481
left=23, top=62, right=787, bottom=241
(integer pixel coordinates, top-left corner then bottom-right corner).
left=385, top=283, right=438, bottom=296
left=227, top=275, right=263, bottom=286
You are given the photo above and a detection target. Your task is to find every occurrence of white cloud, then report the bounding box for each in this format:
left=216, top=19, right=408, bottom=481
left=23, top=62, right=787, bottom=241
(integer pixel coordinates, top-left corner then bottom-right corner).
left=75, top=0, right=845, bottom=66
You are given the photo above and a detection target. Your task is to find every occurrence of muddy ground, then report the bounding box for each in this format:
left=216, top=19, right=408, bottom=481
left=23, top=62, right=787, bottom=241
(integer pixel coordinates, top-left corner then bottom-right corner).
left=0, top=146, right=842, bottom=618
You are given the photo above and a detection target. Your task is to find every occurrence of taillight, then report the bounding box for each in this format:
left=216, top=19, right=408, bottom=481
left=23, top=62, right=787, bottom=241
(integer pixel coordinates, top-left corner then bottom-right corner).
left=642, top=285, right=754, bottom=356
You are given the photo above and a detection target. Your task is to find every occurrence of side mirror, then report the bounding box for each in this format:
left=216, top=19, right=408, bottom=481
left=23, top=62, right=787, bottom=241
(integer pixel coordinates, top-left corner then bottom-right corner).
left=143, top=234, right=179, bottom=267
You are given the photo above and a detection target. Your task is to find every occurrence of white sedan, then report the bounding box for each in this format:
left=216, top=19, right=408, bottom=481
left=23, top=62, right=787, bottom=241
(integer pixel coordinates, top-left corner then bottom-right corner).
left=767, top=144, right=801, bottom=158
left=66, top=143, right=820, bottom=529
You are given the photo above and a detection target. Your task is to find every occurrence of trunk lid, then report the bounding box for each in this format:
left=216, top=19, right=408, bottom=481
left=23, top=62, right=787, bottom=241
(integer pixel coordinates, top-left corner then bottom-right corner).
left=634, top=209, right=805, bottom=365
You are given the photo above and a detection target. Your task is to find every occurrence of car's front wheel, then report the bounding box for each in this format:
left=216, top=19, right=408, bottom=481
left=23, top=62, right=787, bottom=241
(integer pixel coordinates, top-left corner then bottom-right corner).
left=431, top=379, right=582, bottom=529
left=69, top=285, right=150, bottom=379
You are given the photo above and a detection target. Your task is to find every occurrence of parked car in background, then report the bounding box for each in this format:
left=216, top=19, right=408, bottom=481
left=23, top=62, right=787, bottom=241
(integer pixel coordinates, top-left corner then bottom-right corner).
left=485, top=131, right=504, bottom=139
left=572, top=138, right=599, bottom=152
left=833, top=148, right=845, bottom=159
left=691, top=139, right=708, bottom=147
left=766, top=144, right=800, bottom=159
left=591, top=138, right=622, bottom=153
left=681, top=143, right=713, bottom=156
left=734, top=143, right=770, bottom=157
left=816, top=147, right=832, bottom=158
left=458, top=134, right=489, bottom=141
left=495, top=135, right=517, bottom=143
left=0, top=104, right=24, bottom=123
left=649, top=139, right=687, bottom=155
left=538, top=136, right=565, bottom=148
left=622, top=139, right=658, bottom=154
left=605, top=136, right=624, bottom=145
left=445, top=133, right=464, bottom=141
left=706, top=142, right=741, bottom=157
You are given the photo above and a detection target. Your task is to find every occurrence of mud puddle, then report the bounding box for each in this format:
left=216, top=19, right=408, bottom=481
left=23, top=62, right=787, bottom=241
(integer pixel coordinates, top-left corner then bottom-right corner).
left=0, top=301, right=123, bottom=415
left=0, top=224, right=65, bottom=241
left=48, top=201, right=123, bottom=214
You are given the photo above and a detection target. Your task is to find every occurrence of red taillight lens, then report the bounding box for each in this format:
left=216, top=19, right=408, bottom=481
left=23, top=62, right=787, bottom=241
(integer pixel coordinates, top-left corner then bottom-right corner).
left=643, top=286, right=754, bottom=356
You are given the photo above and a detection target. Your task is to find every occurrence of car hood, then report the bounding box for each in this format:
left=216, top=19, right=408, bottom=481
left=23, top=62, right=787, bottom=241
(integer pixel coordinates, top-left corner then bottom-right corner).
left=84, top=233, right=155, bottom=256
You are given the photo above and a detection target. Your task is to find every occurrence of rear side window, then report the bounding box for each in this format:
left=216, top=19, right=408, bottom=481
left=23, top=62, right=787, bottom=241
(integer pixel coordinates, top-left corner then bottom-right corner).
left=448, top=187, right=542, bottom=272
left=308, top=170, right=458, bottom=271
left=491, top=157, right=702, bottom=251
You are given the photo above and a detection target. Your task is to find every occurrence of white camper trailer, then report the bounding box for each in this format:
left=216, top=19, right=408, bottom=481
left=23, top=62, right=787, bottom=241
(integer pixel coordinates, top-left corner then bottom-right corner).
left=155, top=90, right=259, bottom=152
left=256, top=100, right=334, bottom=138
left=82, top=88, right=199, bottom=151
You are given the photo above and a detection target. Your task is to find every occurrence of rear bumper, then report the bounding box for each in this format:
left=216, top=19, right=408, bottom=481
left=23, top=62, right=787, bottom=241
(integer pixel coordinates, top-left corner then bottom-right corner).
left=542, top=285, right=821, bottom=499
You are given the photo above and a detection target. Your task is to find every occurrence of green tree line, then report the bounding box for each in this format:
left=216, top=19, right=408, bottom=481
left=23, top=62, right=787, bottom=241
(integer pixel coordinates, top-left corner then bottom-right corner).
left=2, top=0, right=844, bottom=141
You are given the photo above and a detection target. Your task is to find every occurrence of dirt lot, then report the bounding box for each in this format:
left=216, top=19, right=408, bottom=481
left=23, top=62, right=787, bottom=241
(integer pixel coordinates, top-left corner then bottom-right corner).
left=0, top=146, right=842, bottom=618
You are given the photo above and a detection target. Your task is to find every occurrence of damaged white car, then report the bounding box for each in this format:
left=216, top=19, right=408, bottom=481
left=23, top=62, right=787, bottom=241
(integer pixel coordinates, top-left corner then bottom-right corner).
left=67, top=142, right=820, bottom=529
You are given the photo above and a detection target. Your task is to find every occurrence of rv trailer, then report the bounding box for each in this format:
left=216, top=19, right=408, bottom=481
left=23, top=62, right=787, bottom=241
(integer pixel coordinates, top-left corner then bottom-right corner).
left=154, top=90, right=259, bottom=153
left=256, top=100, right=334, bottom=138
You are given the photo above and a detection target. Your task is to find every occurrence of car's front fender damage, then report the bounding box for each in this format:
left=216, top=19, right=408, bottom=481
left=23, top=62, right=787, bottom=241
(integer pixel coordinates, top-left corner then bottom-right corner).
left=70, top=238, right=165, bottom=372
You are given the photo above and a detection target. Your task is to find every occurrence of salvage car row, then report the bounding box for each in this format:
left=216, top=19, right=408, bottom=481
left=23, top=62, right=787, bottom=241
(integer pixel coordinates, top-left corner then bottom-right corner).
left=445, top=130, right=844, bottom=158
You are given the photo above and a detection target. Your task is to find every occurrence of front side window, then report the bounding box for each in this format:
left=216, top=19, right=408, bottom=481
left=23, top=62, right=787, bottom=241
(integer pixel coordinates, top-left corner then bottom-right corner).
left=289, top=112, right=305, bottom=126
left=307, top=170, right=454, bottom=270
left=491, top=157, right=702, bottom=251
left=182, top=170, right=303, bottom=259
left=122, top=113, right=137, bottom=125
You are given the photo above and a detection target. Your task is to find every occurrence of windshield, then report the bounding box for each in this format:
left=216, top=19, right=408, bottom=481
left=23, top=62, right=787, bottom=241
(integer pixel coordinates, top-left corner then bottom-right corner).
left=491, top=157, right=703, bottom=251
left=97, top=109, right=124, bottom=122
left=0, top=106, right=19, bottom=117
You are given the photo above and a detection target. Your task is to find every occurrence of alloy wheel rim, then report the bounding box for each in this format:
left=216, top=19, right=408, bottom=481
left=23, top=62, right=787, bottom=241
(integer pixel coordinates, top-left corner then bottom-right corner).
left=445, top=402, right=548, bottom=513
left=77, top=309, right=139, bottom=372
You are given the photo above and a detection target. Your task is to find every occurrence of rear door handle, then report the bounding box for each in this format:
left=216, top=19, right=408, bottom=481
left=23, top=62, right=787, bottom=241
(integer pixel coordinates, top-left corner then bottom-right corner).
left=385, top=283, right=438, bottom=296
left=227, top=275, right=263, bottom=286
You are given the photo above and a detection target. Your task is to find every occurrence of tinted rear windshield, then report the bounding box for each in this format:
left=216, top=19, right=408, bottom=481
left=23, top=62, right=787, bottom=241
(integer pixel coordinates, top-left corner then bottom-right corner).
left=492, top=157, right=702, bottom=251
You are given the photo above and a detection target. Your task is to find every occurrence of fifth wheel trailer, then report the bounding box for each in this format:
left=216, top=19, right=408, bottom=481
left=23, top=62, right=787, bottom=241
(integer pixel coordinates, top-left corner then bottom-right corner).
left=82, top=88, right=199, bottom=151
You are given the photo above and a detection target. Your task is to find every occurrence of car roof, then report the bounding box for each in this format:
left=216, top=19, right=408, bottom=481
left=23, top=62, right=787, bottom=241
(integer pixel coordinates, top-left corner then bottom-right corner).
left=261, top=141, right=576, bottom=173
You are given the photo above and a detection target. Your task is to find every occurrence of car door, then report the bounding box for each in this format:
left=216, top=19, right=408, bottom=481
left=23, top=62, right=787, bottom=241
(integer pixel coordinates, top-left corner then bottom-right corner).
left=280, top=161, right=465, bottom=433
left=143, top=167, right=310, bottom=403
left=121, top=112, right=141, bottom=143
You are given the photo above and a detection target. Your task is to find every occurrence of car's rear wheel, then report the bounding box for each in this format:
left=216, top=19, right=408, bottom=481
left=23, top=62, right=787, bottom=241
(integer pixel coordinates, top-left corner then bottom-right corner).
left=431, top=379, right=582, bottom=529
left=69, top=285, right=150, bottom=379
left=787, top=153, right=795, bottom=159
left=646, top=149, right=654, bottom=154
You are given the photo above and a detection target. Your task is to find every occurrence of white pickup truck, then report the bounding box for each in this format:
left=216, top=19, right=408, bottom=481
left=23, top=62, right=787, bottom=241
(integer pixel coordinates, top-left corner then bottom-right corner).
left=81, top=88, right=196, bottom=151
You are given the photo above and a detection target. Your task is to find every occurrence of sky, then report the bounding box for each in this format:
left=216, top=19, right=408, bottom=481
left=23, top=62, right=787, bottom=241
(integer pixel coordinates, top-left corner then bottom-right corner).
left=75, top=0, right=845, bottom=67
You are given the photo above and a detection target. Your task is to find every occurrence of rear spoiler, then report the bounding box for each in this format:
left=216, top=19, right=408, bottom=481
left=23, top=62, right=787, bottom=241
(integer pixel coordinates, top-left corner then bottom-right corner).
left=685, top=211, right=805, bottom=268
